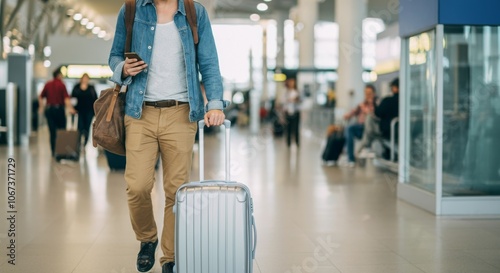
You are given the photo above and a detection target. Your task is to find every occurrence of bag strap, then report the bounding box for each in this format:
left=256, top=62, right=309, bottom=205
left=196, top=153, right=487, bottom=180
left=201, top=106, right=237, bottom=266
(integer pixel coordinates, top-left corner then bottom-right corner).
left=125, top=0, right=136, bottom=53
left=106, top=85, right=122, bottom=122
left=184, top=0, right=198, bottom=45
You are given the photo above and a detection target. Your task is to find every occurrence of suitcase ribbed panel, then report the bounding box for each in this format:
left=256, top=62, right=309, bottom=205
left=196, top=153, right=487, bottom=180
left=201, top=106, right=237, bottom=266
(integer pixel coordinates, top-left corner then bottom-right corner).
left=54, top=130, right=80, bottom=158
left=176, top=183, right=252, bottom=273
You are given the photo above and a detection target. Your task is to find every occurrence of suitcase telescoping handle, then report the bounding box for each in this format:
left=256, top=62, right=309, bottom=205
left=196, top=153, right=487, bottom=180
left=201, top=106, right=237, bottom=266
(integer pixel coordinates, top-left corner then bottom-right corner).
left=198, top=119, right=231, bottom=181
left=67, top=114, right=78, bottom=131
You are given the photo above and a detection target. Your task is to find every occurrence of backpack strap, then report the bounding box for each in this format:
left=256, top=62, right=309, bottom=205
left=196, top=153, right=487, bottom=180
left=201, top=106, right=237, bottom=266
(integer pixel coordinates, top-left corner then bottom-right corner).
left=184, top=0, right=199, bottom=45
left=125, top=0, right=136, bottom=53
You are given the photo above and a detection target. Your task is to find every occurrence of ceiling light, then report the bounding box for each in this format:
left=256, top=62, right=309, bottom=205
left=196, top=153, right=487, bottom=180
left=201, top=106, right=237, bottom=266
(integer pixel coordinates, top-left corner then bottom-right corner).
left=44, top=60, right=51, bottom=68
left=43, top=46, right=52, bottom=57
left=92, top=27, right=101, bottom=34
left=98, top=31, right=107, bottom=38
left=250, top=14, right=260, bottom=22
left=86, top=22, right=95, bottom=30
left=264, top=0, right=272, bottom=2
left=81, top=18, right=89, bottom=25
left=73, top=13, right=82, bottom=21
left=257, top=3, right=268, bottom=11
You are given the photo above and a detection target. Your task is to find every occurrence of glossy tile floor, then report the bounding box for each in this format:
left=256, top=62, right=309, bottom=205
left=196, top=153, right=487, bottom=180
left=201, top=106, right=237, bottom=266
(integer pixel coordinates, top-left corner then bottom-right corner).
left=1, top=124, right=500, bottom=273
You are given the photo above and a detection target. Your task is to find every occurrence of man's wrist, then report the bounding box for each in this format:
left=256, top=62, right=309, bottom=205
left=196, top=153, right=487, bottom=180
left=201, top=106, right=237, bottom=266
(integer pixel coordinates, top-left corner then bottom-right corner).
left=122, top=70, right=129, bottom=79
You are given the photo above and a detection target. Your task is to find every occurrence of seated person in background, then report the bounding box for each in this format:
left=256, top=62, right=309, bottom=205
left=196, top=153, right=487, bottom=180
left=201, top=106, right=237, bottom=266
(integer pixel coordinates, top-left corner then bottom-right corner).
left=375, top=78, right=399, bottom=139
left=343, top=85, right=376, bottom=166
left=358, top=78, right=399, bottom=156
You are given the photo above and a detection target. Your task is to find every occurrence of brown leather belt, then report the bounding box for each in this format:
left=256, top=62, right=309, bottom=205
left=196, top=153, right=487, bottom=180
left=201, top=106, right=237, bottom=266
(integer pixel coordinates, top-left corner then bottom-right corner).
left=144, top=100, right=188, bottom=108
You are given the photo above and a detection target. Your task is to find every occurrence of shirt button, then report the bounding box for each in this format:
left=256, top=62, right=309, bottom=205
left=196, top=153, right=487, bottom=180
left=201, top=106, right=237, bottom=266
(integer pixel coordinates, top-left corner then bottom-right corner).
left=148, top=46, right=152, bottom=50
left=139, top=91, right=144, bottom=94
left=144, top=69, right=148, bottom=73
left=151, top=27, right=155, bottom=30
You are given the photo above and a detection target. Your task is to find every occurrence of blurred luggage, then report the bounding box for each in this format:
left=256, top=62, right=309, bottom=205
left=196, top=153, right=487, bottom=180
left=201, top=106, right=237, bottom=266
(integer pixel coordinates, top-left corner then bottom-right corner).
left=174, top=120, right=257, bottom=273
left=55, top=114, right=80, bottom=162
left=103, top=151, right=160, bottom=171
left=273, top=119, right=285, bottom=137
left=272, top=109, right=285, bottom=137
left=322, top=126, right=345, bottom=162
left=105, top=150, right=126, bottom=171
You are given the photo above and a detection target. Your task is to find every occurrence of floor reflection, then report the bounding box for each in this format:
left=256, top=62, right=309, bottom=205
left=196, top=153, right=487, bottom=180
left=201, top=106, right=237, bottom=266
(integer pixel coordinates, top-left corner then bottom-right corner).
left=0, top=126, right=499, bottom=273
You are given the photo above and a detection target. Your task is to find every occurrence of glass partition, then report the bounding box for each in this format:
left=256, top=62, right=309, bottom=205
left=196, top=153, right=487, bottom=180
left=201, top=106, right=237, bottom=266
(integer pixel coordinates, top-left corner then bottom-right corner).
left=442, top=26, right=500, bottom=196
left=400, top=24, right=500, bottom=214
left=406, top=30, right=437, bottom=193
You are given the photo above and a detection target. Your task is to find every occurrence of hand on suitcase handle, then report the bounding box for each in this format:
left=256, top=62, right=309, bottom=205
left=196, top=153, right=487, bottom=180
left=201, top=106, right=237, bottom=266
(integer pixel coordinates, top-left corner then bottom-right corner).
left=204, top=109, right=226, bottom=127
left=198, top=119, right=231, bottom=129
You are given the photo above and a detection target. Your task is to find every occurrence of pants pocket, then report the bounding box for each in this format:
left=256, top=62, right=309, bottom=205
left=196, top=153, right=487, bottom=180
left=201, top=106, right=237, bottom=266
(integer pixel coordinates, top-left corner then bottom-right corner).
left=174, top=122, right=197, bottom=153
left=125, top=117, right=143, bottom=151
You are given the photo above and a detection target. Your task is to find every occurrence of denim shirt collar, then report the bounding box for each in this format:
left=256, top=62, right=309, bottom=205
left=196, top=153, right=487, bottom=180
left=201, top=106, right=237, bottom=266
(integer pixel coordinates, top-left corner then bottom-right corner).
left=140, top=0, right=186, bottom=15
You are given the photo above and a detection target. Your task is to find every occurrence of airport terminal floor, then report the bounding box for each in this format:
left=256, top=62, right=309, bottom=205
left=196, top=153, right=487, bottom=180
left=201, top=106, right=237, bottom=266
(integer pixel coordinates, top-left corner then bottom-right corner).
left=1, top=124, right=500, bottom=273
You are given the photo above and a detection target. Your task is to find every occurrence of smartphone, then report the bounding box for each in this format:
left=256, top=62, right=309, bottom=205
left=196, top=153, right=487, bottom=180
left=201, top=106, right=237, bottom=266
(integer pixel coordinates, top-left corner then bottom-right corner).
left=125, top=52, right=143, bottom=62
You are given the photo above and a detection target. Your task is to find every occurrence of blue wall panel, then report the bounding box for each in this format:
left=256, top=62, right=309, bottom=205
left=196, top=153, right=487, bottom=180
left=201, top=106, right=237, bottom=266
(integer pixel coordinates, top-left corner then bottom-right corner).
left=440, top=0, right=500, bottom=25
left=400, top=0, right=439, bottom=37
left=400, top=0, right=500, bottom=37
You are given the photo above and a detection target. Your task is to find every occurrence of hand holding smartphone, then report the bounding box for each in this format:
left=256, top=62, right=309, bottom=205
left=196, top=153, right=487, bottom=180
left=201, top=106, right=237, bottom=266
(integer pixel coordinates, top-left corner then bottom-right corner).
left=123, top=52, right=147, bottom=78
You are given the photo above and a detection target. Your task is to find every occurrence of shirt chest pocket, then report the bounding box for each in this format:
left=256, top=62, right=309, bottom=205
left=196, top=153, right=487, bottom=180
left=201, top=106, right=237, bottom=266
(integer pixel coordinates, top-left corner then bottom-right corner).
left=132, top=19, right=154, bottom=51
left=177, top=26, right=189, bottom=40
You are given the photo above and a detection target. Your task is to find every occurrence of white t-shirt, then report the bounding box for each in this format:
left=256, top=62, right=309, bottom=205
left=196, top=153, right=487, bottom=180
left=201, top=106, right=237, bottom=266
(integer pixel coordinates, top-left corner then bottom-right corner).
left=282, top=89, right=301, bottom=115
left=145, top=21, right=188, bottom=102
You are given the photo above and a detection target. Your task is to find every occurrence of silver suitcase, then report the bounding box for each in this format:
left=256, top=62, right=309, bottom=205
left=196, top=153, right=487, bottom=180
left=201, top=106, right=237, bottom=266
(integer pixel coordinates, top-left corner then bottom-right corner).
left=174, top=120, right=257, bottom=273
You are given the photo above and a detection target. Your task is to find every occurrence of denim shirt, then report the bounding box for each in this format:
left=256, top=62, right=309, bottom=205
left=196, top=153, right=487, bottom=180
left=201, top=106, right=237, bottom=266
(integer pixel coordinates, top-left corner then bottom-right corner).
left=109, top=0, right=228, bottom=121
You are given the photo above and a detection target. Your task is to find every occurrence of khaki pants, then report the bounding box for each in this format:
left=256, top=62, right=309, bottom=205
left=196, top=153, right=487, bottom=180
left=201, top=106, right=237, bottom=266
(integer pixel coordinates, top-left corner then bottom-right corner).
left=124, top=104, right=197, bottom=265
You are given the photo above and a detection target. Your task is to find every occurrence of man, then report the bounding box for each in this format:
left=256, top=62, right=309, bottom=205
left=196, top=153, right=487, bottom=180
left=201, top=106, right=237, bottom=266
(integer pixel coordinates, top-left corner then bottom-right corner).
left=108, top=0, right=227, bottom=272
left=375, top=78, right=399, bottom=139
left=38, top=68, right=76, bottom=156
left=358, top=78, right=399, bottom=156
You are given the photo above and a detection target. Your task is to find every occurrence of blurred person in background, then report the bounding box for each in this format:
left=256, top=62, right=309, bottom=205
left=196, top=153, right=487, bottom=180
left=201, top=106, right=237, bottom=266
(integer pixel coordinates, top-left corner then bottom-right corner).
left=282, top=77, right=302, bottom=147
left=357, top=78, right=399, bottom=156
left=71, top=73, right=97, bottom=148
left=38, top=67, right=76, bottom=157
left=343, top=85, right=376, bottom=167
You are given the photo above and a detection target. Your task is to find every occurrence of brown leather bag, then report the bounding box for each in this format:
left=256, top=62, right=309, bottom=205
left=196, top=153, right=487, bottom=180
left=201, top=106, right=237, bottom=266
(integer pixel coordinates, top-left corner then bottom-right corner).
left=92, top=0, right=135, bottom=156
